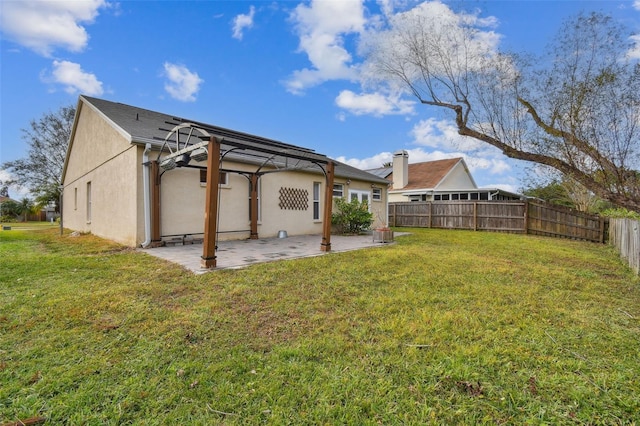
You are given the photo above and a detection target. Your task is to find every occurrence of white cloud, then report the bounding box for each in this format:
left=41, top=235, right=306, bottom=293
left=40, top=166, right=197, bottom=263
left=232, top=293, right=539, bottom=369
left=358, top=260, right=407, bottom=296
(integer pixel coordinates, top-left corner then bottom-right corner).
left=334, top=151, right=394, bottom=170
left=360, top=1, right=502, bottom=88
left=45, top=60, right=104, bottom=96
left=0, top=170, right=29, bottom=199
left=409, top=118, right=511, bottom=175
left=162, top=63, right=204, bottom=102
left=634, top=0, right=640, bottom=10
left=335, top=90, right=415, bottom=116
left=0, top=0, right=106, bottom=56
left=411, top=118, right=483, bottom=152
left=285, top=0, right=366, bottom=94
left=232, top=6, right=256, bottom=40
left=628, top=34, right=640, bottom=60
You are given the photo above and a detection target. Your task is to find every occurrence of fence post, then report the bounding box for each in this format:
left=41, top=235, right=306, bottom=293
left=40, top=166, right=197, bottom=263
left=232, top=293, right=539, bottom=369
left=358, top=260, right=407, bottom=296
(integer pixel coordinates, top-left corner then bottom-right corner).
left=523, top=200, right=529, bottom=234
left=428, top=202, right=432, bottom=228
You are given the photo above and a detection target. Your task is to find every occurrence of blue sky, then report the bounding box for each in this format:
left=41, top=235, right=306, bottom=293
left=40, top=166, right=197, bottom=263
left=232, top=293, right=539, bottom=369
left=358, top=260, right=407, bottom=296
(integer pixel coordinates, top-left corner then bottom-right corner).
left=1, top=0, right=639, bottom=199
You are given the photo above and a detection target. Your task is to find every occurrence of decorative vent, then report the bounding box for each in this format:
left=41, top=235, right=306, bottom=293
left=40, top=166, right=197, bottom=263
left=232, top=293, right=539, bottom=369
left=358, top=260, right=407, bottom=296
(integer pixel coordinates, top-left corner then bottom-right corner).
left=279, top=187, right=309, bottom=211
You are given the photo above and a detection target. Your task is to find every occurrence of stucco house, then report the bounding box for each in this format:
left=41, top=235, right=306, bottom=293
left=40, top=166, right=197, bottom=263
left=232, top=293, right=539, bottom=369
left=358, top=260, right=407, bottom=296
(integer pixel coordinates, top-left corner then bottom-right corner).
left=61, top=96, right=390, bottom=267
left=367, top=150, right=522, bottom=203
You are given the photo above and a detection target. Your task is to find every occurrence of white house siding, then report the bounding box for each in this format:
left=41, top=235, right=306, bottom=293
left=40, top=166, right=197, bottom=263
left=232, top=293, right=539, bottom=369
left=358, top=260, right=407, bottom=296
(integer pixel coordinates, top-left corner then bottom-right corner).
left=62, top=104, right=140, bottom=246
left=436, top=162, right=476, bottom=190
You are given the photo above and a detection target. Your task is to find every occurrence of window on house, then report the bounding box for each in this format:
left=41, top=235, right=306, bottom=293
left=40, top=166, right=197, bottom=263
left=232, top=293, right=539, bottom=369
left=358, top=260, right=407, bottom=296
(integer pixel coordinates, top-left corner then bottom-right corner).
left=372, top=188, right=382, bottom=201
left=86, top=182, right=92, bottom=223
left=313, top=182, right=321, bottom=220
left=200, top=170, right=228, bottom=186
left=349, top=190, right=370, bottom=208
left=460, top=193, right=469, bottom=200
left=441, top=194, right=450, bottom=201
left=434, top=194, right=441, bottom=201
left=470, top=192, right=479, bottom=200
left=479, top=192, right=489, bottom=200
left=333, top=183, right=344, bottom=197
left=452, top=193, right=459, bottom=200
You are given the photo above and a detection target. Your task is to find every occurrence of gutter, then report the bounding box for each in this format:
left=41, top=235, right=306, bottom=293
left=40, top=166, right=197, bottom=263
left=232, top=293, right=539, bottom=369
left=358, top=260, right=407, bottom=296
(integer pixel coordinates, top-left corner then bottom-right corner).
left=141, top=143, right=152, bottom=248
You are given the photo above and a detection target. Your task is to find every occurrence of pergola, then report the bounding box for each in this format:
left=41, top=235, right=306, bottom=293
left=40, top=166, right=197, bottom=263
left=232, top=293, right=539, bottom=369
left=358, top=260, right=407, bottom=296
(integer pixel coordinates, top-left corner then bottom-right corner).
left=150, top=123, right=335, bottom=269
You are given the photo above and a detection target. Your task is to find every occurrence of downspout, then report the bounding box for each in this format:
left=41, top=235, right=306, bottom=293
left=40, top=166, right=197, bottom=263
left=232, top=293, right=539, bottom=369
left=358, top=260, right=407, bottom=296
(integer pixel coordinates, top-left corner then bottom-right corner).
left=141, top=143, right=152, bottom=248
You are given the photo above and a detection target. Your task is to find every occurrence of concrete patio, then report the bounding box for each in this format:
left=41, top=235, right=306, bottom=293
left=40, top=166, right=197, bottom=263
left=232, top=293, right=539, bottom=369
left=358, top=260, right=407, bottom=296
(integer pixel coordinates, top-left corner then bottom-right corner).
left=141, top=233, right=401, bottom=273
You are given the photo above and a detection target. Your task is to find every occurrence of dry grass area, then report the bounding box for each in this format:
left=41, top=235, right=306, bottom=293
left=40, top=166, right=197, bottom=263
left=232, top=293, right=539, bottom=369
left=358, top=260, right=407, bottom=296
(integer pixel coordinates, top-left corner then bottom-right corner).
left=1, top=227, right=639, bottom=424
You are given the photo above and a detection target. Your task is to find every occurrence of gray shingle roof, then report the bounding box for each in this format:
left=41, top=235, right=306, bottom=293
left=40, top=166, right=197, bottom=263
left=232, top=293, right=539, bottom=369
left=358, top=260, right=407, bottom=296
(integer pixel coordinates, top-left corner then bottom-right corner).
left=81, top=96, right=390, bottom=184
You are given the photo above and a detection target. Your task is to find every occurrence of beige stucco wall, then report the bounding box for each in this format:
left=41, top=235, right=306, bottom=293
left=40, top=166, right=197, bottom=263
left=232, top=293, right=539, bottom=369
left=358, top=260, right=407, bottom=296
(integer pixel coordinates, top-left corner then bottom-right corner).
left=62, top=103, right=140, bottom=246
left=63, top=103, right=389, bottom=246
left=158, top=162, right=389, bottom=241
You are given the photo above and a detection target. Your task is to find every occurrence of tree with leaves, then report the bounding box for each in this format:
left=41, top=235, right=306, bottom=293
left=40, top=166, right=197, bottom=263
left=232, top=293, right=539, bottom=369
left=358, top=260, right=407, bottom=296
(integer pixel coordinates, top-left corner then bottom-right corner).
left=1, top=105, right=75, bottom=211
left=364, top=9, right=640, bottom=213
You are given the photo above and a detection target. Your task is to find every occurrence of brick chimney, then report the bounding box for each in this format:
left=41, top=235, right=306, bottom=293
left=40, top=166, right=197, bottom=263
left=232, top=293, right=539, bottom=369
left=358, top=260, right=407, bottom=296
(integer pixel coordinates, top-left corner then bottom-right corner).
left=392, top=150, right=409, bottom=189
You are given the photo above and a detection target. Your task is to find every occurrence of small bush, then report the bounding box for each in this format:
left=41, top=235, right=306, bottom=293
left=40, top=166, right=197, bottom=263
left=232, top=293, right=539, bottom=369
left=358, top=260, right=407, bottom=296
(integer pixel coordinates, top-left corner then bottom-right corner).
left=331, top=197, right=373, bottom=234
left=0, top=215, right=18, bottom=223
left=600, top=208, right=640, bottom=219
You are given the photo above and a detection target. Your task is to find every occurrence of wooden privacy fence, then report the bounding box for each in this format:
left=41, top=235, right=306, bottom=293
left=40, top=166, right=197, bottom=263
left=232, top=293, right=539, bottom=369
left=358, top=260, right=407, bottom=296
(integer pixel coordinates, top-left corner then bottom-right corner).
left=608, top=218, right=640, bottom=275
left=389, top=200, right=607, bottom=243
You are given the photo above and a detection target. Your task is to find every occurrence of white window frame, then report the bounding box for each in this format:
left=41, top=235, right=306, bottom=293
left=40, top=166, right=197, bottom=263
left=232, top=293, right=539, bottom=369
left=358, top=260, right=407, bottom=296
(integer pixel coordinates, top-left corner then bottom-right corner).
left=372, top=187, right=382, bottom=201
left=86, top=181, right=92, bottom=223
left=200, top=170, right=229, bottom=187
left=348, top=189, right=371, bottom=211
left=313, top=182, right=321, bottom=221
left=333, top=183, right=344, bottom=198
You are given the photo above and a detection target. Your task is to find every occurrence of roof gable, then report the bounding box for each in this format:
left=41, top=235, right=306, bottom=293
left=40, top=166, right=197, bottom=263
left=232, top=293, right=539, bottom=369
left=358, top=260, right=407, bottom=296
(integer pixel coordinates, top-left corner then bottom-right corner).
left=388, top=158, right=464, bottom=190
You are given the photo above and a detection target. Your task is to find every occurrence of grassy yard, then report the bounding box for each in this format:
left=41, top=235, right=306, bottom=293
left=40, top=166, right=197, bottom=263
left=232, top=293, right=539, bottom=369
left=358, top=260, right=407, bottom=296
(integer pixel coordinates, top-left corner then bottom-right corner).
left=1, top=228, right=639, bottom=425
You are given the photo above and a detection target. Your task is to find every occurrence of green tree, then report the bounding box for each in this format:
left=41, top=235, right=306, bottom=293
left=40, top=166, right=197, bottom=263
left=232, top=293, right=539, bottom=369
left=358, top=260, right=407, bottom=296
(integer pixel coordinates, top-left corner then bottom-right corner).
left=17, top=197, right=36, bottom=222
left=1, top=105, right=75, bottom=212
left=364, top=10, right=640, bottom=213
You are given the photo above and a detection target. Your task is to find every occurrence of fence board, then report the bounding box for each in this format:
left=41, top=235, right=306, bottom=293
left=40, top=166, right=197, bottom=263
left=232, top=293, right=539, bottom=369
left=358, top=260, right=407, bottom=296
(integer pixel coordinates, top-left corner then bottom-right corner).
left=608, top=218, right=640, bottom=275
left=389, top=200, right=606, bottom=243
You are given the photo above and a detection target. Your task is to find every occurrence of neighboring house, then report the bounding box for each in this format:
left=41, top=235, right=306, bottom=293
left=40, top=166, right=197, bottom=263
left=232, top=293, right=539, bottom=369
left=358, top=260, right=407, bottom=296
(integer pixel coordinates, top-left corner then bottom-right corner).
left=367, top=150, right=523, bottom=203
left=61, top=96, right=390, bottom=266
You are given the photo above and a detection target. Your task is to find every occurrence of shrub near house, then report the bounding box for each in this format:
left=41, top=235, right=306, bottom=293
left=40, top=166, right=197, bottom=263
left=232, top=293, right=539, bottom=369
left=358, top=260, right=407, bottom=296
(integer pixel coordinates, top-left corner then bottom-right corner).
left=332, top=198, right=373, bottom=234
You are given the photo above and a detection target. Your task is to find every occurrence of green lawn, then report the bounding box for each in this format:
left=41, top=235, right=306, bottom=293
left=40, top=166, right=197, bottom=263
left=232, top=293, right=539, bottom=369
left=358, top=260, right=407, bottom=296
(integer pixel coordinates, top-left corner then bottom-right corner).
left=1, top=228, right=639, bottom=425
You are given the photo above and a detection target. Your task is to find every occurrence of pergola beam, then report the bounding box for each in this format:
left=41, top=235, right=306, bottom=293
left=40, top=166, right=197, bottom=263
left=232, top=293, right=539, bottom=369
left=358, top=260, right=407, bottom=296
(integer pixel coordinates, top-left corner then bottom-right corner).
left=321, top=161, right=335, bottom=252
left=201, top=137, right=221, bottom=269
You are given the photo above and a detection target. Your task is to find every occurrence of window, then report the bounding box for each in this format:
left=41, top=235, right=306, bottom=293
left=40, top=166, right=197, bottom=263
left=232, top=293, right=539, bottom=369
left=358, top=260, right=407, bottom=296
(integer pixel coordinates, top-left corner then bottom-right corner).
left=452, top=193, right=459, bottom=200
left=409, top=194, right=426, bottom=202
left=200, top=170, right=228, bottom=186
left=434, top=194, right=441, bottom=201
left=470, top=192, right=479, bottom=200
left=479, top=192, right=489, bottom=200
left=313, top=182, right=321, bottom=220
left=333, top=183, right=344, bottom=197
left=349, top=190, right=370, bottom=210
left=460, top=193, right=469, bottom=200
left=372, top=187, right=382, bottom=201
left=441, top=194, right=450, bottom=201
left=86, top=181, right=92, bottom=223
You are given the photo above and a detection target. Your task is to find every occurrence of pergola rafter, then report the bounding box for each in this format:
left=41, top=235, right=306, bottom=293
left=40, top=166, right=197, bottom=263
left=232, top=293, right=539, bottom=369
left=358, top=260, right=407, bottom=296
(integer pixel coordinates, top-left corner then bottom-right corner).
left=152, top=123, right=335, bottom=269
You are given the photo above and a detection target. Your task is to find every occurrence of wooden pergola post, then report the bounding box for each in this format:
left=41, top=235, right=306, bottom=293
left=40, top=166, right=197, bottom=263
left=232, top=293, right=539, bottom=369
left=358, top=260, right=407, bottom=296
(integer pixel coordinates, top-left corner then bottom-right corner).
left=201, top=137, right=221, bottom=269
left=250, top=173, right=259, bottom=239
left=321, top=161, right=335, bottom=252
left=150, top=160, right=162, bottom=246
